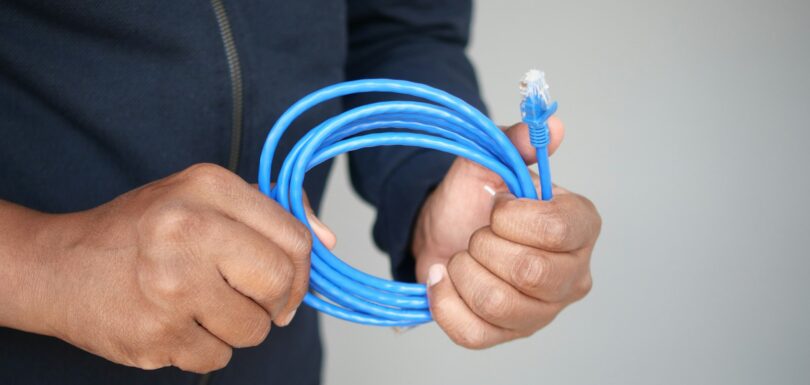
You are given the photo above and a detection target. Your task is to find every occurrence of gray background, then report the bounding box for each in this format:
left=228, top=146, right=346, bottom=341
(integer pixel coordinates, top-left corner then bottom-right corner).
left=319, top=1, right=810, bottom=384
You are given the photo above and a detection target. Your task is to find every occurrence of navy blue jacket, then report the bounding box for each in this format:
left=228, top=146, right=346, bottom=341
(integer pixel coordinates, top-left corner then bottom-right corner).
left=0, top=0, right=486, bottom=384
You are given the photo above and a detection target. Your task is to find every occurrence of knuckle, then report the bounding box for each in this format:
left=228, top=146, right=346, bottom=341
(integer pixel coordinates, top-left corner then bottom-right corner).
left=491, top=199, right=520, bottom=232
left=208, top=348, right=233, bottom=371
left=539, top=212, right=570, bottom=250
left=575, top=273, right=593, bottom=299
left=451, top=324, right=490, bottom=350
left=523, top=303, right=563, bottom=332
left=570, top=193, right=602, bottom=240
left=472, top=286, right=513, bottom=322
left=237, top=314, right=272, bottom=347
left=276, top=257, right=296, bottom=289
left=175, top=348, right=232, bottom=374
left=468, top=227, right=494, bottom=257
left=182, top=163, right=232, bottom=190
left=147, top=204, right=208, bottom=242
left=137, top=212, right=203, bottom=300
left=263, top=257, right=295, bottom=299
left=289, top=222, right=313, bottom=257
left=151, top=270, right=189, bottom=298
left=511, top=254, right=552, bottom=292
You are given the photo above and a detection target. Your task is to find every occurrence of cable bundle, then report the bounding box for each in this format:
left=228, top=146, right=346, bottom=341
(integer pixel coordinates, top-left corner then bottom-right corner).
left=258, top=77, right=553, bottom=326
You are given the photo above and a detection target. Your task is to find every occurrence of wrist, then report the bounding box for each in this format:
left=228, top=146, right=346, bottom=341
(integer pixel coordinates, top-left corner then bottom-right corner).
left=0, top=204, right=89, bottom=338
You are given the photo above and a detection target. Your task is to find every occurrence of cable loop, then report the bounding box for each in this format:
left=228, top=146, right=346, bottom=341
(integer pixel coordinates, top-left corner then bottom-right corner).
left=259, top=79, right=539, bottom=326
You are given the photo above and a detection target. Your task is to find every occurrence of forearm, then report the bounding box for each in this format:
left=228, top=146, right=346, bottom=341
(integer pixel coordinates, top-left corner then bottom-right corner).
left=0, top=200, right=59, bottom=335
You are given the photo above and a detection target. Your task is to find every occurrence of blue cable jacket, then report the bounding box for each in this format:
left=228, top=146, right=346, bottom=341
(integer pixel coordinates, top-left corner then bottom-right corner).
left=258, top=79, right=555, bottom=326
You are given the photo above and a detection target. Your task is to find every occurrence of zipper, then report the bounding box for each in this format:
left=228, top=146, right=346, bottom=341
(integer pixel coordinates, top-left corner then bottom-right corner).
left=198, top=4, right=243, bottom=384
left=210, top=0, right=244, bottom=173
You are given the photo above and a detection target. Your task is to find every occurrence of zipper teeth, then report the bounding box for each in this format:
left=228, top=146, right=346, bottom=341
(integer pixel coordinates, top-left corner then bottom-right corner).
left=198, top=5, right=243, bottom=385
left=210, top=0, right=243, bottom=172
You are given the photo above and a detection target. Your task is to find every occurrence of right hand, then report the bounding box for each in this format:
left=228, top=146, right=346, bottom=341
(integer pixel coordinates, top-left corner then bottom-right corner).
left=31, top=163, right=334, bottom=373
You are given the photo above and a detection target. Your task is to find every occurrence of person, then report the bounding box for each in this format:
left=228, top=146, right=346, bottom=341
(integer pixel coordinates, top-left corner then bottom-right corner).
left=0, top=0, right=601, bottom=384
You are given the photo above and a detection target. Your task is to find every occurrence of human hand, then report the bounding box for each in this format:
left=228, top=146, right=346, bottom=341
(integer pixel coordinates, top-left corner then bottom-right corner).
left=412, top=119, right=601, bottom=348
left=30, top=163, right=333, bottom=372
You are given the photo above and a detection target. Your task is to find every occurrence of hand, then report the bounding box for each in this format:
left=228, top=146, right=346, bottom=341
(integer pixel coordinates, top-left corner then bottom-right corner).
left=26, top=163, right=334, bottom=373
left=412, top=119, right=601, bottom=348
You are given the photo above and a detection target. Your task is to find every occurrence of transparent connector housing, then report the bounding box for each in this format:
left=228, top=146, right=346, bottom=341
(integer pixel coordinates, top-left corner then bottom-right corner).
left=519, top=69, right=551, bottom=108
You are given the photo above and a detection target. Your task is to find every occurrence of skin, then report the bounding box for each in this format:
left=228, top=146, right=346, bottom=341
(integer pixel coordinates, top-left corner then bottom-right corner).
left=0, top=163, right=334, bottom=373
left=413, top=117, right=603, bottom=349
left=0, top=117, right=599, bottom=372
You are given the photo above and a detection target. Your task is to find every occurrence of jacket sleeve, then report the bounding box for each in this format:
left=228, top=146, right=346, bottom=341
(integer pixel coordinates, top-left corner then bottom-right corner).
left=344, top=0, right=487, bottom=282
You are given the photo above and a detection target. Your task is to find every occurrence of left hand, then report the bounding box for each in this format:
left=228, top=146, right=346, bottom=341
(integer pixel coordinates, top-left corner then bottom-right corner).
left=412, top=118, right=601, bottom=349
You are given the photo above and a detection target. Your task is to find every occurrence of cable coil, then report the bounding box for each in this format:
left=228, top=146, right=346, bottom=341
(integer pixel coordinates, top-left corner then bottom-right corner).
left=259, top=79, right=551, bottom=326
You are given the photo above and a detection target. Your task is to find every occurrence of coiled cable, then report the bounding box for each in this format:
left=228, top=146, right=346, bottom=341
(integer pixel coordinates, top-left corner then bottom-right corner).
left=258, top=75, right=556, bottom=326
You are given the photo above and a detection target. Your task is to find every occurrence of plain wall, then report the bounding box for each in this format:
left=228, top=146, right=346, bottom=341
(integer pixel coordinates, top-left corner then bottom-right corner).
left=319, top=1, right=810, bottom=384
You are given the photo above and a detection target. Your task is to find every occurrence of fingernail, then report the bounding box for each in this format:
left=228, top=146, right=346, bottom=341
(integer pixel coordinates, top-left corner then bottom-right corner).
left=483, top=184, right=497, bottom=196
left=494, top=191, right=516, bottom=202
left=307, top=212, right=331, bottom=234
left=307, top=213, right=336, bottom=240
left=392, top=325, right=419, bottom=334
left=427, top=264, right=445, bottom=287
left=278, top=309, right=297, bottom=326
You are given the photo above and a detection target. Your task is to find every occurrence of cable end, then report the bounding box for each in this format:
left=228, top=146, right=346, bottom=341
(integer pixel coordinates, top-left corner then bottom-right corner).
left=519, top=69, right=551, bottom=108
left=520, top=69, right=555, bottom=149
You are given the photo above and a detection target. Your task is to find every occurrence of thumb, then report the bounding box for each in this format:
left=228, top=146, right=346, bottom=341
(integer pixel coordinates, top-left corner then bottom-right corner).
left=302, top=192, right=337, bottom=250
left=425, top=261, right=510, bottom=349
left=253, top=183, right=337, bottom=250
left=493, top=190, right=517, bottom=210
left=503, top=116, right=565, bottom=165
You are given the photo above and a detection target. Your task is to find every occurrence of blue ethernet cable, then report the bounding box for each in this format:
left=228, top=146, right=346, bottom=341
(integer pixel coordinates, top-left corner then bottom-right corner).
left=258, top=72, right=557, bottom=326
left=520, top=70, right=558, bottom=201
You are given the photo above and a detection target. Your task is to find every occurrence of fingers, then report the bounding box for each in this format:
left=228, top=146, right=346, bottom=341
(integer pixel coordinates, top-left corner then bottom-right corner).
left=491, top=192, right=601, bottom=252
left=171, top=323, right=233, bottom=374
left=193, top=273, right=272, bottom=348
left=468, top=227, right=590, bottom=303
left=206, top=218, right=297, bottom=325
left=448, top=251, right=561, bottom=331
left=178, top=164, right=312, bottom=260
left=446, top=117, right=565, bottom=194
left=177, top=164, right=312, bottom=325
left=503, top=117, right=565, bottom=165
left=302, top=192, right=336, bottom=250
left=254, top=182, right=336, bottom=250
left=426, top=262, right=521, bottom=349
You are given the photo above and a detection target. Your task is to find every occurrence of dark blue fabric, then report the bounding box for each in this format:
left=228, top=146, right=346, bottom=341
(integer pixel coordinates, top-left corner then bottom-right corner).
left=0, top=0, right=485, bottom=384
